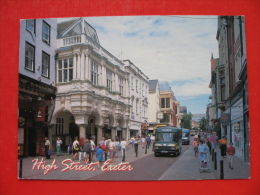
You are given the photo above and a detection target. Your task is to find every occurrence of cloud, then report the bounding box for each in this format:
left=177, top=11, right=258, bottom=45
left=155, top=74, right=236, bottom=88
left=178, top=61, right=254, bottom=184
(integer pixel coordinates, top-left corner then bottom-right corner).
left=58, top=15, right=219, bottom=113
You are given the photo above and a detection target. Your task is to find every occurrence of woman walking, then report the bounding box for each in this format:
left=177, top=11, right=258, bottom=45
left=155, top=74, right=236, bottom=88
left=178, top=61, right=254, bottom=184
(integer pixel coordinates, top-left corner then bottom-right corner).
left=56, top=137, right=62, bottom=156
left=219, top=136, right=227, bottom=158
left=109, top=139, right=116, bottom=162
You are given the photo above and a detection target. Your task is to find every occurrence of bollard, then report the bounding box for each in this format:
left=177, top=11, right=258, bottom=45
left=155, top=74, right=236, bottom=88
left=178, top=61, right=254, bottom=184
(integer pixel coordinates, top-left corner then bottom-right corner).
left=212, top=149, right=214, bottom=162
left=105, top=151, right=107, bottom=161
left=145, top=144, right=147, bottom=154
left=214, top=152, right=217, bottom=170
left=135, top=143, right=138, bottom=157
left=122, top=148, right=125, bottom=162
left=19, top=158, right=23, bottom=178
left=220, top=160, right=224, bottom=179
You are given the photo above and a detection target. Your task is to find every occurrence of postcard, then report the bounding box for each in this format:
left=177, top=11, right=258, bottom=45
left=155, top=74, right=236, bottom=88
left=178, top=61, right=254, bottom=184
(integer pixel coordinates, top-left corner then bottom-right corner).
left=17, top=15, right=250, bottom=181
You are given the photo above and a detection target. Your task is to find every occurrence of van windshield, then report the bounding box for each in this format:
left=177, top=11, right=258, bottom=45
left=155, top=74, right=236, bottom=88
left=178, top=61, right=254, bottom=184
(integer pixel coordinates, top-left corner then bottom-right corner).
left=182, top=133, right=189, bottom=137
left=155, top=133, right=178, bottom=142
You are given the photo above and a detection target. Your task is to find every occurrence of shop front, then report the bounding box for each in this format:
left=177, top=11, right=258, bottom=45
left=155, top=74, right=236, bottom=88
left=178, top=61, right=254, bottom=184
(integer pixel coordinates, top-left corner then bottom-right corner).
left=18, top=74, right=56, bottom=157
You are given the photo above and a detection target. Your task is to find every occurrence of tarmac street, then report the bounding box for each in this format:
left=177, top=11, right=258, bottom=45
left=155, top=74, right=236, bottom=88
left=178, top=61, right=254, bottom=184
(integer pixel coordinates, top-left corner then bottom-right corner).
left=18, top=139, right=250, bottom=181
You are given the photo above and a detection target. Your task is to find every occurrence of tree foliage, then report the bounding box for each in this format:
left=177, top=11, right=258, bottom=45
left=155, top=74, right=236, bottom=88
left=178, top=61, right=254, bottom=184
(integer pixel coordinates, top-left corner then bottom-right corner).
left=180, top=113, right=192, bottom=129
left=199, top=117, right=207, bottom=131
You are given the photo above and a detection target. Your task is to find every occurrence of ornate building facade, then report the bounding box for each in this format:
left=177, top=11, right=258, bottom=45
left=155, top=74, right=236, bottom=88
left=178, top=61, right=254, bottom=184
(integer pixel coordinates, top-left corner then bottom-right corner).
left=50, top=18, right=131, bottom=145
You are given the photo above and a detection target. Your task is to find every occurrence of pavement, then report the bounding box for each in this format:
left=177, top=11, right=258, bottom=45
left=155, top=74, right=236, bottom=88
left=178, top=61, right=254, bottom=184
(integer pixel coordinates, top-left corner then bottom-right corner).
left=159, top=141, right=250, bottom=180
left=18, top=141, right=250, bottom=180
left=18, top=143, right=155, bottom=180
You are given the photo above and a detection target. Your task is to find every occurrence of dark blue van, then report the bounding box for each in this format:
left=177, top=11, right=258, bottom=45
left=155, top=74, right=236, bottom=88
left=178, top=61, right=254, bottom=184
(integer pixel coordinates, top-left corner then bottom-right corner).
left=182, top=129, right=190, bottom=145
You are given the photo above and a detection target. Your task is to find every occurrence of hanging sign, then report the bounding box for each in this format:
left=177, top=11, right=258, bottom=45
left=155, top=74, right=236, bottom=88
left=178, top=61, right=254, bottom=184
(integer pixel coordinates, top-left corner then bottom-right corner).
left=35, top=106, right=46, bottom=121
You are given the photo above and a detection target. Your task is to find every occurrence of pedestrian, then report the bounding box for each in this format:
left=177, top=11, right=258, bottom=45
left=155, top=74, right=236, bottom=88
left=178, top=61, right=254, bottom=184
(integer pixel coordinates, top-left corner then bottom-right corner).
left=141, top=136, right=146, bottom=148
left=115, top=138, right=121, bottom=158
left=109, top=138, right=116, bottom=162
left=130, top=136, right=135, bottom=147
left=198, top=140, right=209, bottom=162
left=67, top=137, right=73, bottom=154
left=56, top=137, right=62, bottom=156
left=192, top=138, right=199, bottom=156
left=146, top=135, right=151, bottom=149
left=151, top=135, right=155, bottom=145
left=219, top=136, right=227, bottom=158
left=44, top=137, right=51, bottom=159
left=72, top=137, right=79, bottom=160
left=78, top=137, right=85, bottom=161
left=120, top=138, right=127, bottom=161
left=209, top=133, right=217, bottom=149
left=82, top=139, right=91, bottom=163
left=94, top=144, right=100, bottom=159
left=89, top=137, right=96, bottom=162
left=96, top=145, right=105, bottom=168
left=227, top=142, right=236, bottom=169
left=134, top=137, right=139, bottom=154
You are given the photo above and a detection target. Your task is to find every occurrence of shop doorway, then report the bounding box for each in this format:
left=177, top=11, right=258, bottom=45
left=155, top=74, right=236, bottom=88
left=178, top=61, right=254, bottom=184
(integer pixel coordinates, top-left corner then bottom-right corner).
left=28, top=127, right=36, bottom=156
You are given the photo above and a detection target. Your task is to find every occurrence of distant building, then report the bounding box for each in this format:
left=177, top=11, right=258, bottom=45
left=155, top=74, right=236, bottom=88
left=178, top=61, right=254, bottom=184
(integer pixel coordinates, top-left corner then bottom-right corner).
left=192, top=114, right=206, bottom=123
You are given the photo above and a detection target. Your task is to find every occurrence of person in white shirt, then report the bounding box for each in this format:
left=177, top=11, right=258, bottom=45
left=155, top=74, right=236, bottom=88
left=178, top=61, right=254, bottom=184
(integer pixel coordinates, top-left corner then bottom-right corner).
left=120, top=138, right=127, bottom=161
left=72, top=137, right=79, bottom=160
left=141, top=137, right=146, bottom=148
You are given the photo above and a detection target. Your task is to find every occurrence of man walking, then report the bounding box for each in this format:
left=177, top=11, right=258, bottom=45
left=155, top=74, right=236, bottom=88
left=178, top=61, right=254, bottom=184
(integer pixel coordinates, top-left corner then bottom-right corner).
left=227, top=142, right=236, bottom=169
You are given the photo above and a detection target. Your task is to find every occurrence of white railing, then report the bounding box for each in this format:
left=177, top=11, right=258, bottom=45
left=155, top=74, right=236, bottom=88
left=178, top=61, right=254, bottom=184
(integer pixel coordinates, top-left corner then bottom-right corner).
left=63, top=35, right=82, bottom=47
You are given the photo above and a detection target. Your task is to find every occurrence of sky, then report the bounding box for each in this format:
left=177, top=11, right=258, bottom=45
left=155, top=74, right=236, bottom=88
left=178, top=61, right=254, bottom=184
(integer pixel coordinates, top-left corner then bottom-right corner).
left=58, top=16, right=219, bottom=114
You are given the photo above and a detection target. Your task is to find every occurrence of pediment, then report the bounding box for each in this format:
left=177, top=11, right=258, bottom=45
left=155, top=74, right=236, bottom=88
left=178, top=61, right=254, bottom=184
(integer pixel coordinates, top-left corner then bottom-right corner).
left=57, top=18, right=100, bottom=45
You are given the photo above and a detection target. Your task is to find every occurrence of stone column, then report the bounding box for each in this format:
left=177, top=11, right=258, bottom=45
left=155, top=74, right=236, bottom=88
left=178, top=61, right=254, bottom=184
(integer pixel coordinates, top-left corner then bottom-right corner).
left=79, top=125, right=86, bottom=140
left=85, top=52, right=90, bottom=80
left=73, top=54, right=77, bottom=80
left=81, top=52, right=85, bottom=80
left=122, top=128, right=127, bottom=140
left=96, top=125, right=103, bottom=144
left=77, top=53, right=81, bottom=80
left=111, top=127, right=116, bottom=140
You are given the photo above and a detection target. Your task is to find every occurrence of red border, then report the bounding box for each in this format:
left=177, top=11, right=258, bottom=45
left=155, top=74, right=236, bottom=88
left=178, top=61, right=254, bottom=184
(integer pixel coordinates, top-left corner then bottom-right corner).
left=0, top=0, right=259, bottom=194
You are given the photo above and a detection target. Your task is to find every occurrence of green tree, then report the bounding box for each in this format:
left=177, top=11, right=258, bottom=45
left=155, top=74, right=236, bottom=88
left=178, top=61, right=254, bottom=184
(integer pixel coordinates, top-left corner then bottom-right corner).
left=199, top=117, right=207, bottom=131
left=180, top=113, right=192, bottom=129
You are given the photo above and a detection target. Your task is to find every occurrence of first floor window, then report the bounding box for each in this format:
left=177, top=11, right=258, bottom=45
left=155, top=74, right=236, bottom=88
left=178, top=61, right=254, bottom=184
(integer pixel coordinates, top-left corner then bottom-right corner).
left=42, top=51, right=50, bottom=78
left=57, top=58, right=73, bottom=83
left=25, top=42, right=35, bottom=71
left=160, top=113, right=170, bottom=123
left=91, top=61, right=98, bottom=85
left=119, top=76, right=124, bottom=95
left=106, top=69, right=113, bottom=91
left=161, top=98, right=170, bottom=108
left=56, top=118, right=64, bottom=136
left=220, top=77, right=225, bottom=101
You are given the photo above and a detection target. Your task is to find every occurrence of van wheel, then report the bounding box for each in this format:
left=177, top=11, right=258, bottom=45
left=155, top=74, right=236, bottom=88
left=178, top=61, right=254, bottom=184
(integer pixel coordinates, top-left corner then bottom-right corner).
left=178, top=148, right=182, bottom=155
left=154, top=153, right=159, bottom=157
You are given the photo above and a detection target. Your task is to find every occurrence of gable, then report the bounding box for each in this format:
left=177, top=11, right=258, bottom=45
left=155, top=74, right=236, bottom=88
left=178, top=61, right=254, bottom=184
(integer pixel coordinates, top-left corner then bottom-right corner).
left=57, top=18, right=100, bottom=45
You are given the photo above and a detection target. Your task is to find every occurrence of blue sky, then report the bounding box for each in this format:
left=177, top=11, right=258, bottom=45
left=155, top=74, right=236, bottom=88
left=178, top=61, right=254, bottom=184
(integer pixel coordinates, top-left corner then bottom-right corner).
left=58, top=16, right=219, bottom=114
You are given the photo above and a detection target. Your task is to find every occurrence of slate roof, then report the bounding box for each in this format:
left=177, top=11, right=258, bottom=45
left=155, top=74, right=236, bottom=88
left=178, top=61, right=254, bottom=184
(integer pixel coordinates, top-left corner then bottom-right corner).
left=158, top=81, right=171, bottom=91
left=149, top=79, right=158, bottom=92
left=57, top=18, right=100, bottom=44
left=57, top=18, right=78, bottom=35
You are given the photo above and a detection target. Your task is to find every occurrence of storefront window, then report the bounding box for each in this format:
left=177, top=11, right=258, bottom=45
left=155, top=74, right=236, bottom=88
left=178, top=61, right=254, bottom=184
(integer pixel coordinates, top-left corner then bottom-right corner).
left=234, top=122, right=242, bottom=148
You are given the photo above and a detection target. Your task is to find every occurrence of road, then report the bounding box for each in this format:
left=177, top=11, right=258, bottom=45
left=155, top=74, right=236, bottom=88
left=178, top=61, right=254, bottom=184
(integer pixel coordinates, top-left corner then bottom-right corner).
left=90, top=144, right=190, bottom=180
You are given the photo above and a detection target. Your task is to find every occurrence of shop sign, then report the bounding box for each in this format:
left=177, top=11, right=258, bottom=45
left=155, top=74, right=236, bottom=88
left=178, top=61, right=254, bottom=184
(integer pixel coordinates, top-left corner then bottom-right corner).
left=35, top=106, right=46, bottom=121
left=220, top=113, right=230, bottom=123
left=141, top=123, right=148, bottom=130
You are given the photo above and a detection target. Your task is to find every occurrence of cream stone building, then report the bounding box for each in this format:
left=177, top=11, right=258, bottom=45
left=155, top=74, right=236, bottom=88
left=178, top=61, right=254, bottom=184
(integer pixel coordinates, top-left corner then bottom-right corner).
left=50, top=18, right=131, bottom=145
left=123, top=60, right=149, bottom=138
